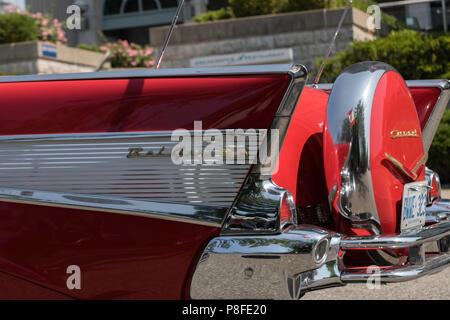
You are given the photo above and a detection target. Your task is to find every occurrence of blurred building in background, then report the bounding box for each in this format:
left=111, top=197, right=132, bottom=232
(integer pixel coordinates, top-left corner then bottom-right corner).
left=23, top=0, right=449, bottom=49
left=25, top=0, right=211, bottom=46
left=0, top=0, right=24, bottom=11
left=379, top=0, right=448, bottom=32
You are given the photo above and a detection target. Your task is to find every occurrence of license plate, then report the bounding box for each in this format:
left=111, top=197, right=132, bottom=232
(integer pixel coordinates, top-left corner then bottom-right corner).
left=401, top=181, right=428, bottom=232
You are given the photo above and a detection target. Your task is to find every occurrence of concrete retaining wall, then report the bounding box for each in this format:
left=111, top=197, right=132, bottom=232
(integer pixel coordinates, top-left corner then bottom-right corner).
left=149, top=8, right=376, bottom=71
left=0, top=41, right=110, bottom=75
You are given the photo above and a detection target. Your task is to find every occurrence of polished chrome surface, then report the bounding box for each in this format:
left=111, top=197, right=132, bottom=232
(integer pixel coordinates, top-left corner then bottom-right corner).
left=190, top=225, right=336, bottom=300
left=294, top=235, right=343, bottom=293
left=314, top=79, right=450, bottom=91
left=421, top=80, right=450, bottom=153
left=253, top=64, right=307, bottom=178
left=220, top=65, right=307, bottom=234
left=221, top=178, right=296, bottom=234
left=155, top=0, right=185, bottom=69
left=0, top=131, right=255, bottom=207
left=341, top=251, right=450, bottom=283
left=405, top=79, right=450, bottom=89
left=341, top=220, right=450, bottom=249
left=312, top=83, right=333, bottom=90
left=0, top=64, right=295, bottom=83
left=425, top=167, right=442, bottom=205
left=0, top=130, right=264, bottom=225
left=326, top=61, right=398, bottom=230
left=191, top=218, right=450, bottom=299
left=425, top=199, right=450, bottom=224
left=0, top=187, right=225, bottom=226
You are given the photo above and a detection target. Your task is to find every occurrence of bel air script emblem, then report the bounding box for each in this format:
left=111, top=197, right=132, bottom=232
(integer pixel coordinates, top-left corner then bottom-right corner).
left=390, top=128, right=419, bottom=139
left=127, top=146, right=168, bottom=158
left=126, top=145, right=250, bottom=162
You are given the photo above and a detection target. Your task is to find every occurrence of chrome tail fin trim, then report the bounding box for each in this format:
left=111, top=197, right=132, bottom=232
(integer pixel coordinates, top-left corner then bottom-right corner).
left=412, top=80, right=450, bottom=153
left=221, top=65, right=307, bottom=234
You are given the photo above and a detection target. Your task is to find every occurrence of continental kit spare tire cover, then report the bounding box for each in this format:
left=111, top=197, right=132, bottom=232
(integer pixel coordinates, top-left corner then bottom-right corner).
left=323, top=61, right=426, bottom=236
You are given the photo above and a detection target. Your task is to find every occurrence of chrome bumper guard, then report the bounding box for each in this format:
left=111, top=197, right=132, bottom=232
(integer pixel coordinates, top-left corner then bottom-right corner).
left=190, top=201, right=450, bottom=299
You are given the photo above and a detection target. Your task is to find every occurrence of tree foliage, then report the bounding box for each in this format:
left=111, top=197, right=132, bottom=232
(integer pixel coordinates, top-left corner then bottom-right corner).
left=428, top=110, right=450, bottom=184
left=0, top=13, right=39, bottom=44
left=316, top=30, right=450, bottom=83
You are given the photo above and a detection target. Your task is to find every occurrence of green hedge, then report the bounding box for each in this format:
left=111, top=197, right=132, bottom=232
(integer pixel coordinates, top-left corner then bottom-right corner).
left=316, top=30, right=450, bottom=82
left=196, top=0, right=401, bottom=27
left=194, top=8, right=232, bottom=23
left=428, top=110, right=450, bottom=184
left=0, top=13, right=39, bottom=44
left=77, top=44, right=104, bottom=53
left=229, top=0, right=325, bottom=17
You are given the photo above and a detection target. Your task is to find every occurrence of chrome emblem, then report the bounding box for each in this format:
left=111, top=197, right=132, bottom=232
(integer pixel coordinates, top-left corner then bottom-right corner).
left=390, top=129, right=419, bottom=139
left=127, top=146, right=168, bottom=158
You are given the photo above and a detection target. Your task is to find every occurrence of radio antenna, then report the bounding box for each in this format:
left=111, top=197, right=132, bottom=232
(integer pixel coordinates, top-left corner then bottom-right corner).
left=155, top=0, right=185, bottom=69
left=313, top=0, right=352, bottom=86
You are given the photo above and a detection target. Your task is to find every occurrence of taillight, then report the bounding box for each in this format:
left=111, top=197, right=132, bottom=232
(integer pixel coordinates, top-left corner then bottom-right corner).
left=280, top=192, right=297, bottom=230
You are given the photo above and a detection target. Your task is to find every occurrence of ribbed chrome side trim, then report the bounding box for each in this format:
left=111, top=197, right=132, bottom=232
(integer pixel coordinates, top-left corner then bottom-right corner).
left=0, top=187, right=225, bottom=227
left=0, top=131, right=261, bottom=221
left=0, top=64, right=294, bottom=83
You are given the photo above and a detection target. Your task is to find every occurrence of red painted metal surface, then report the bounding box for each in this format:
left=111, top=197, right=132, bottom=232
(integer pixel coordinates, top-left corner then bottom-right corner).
left=0, top=74, right=291, bottom=298
left=0, top=202, right=220, bottom=299
left=273, top=87, right=329, bottom=208
left=0, top=70, right=441, bottom=298
left=320, top=73, right=426, bottom=236
left=320, top=86, right=441, bottom=131
left=370, top=72, right=425, bottom=234
left=0, top=270, right=73, bottom=300
left=0, top=75, right=290, bottom=134
left=409, top=87, right=441, bottom=130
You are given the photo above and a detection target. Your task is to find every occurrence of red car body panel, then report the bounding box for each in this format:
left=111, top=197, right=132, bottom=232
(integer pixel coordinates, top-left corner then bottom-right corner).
left=273, top=87, right=329, bottom=209
left=0, top=75, right=290, bottom=134
left=410, top=87, right=442, bottom=131
left=0, top=74, right=293, bottom=299
left=0, top=64, right=447, bottom=299
left=0, top=201, right=219, bottom=299
left=370, top=72, right=426, bottom=234
left=321, top=86, right=441, bottom=133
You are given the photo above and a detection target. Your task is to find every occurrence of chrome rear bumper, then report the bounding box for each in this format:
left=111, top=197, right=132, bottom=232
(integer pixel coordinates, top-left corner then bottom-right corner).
left=190, top=201, right=450, bottom=299
left=340, top=221, right=450, bottom=283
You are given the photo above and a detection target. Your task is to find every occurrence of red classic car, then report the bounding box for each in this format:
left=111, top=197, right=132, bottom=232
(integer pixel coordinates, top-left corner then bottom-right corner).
left=0, top=60, right=448, bottom=299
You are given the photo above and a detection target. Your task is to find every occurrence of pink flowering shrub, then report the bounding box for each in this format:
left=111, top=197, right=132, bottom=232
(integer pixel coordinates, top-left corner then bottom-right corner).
left=5, top=6, right=67, bottom=45
left=99, top=40, right=155, bottom=68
